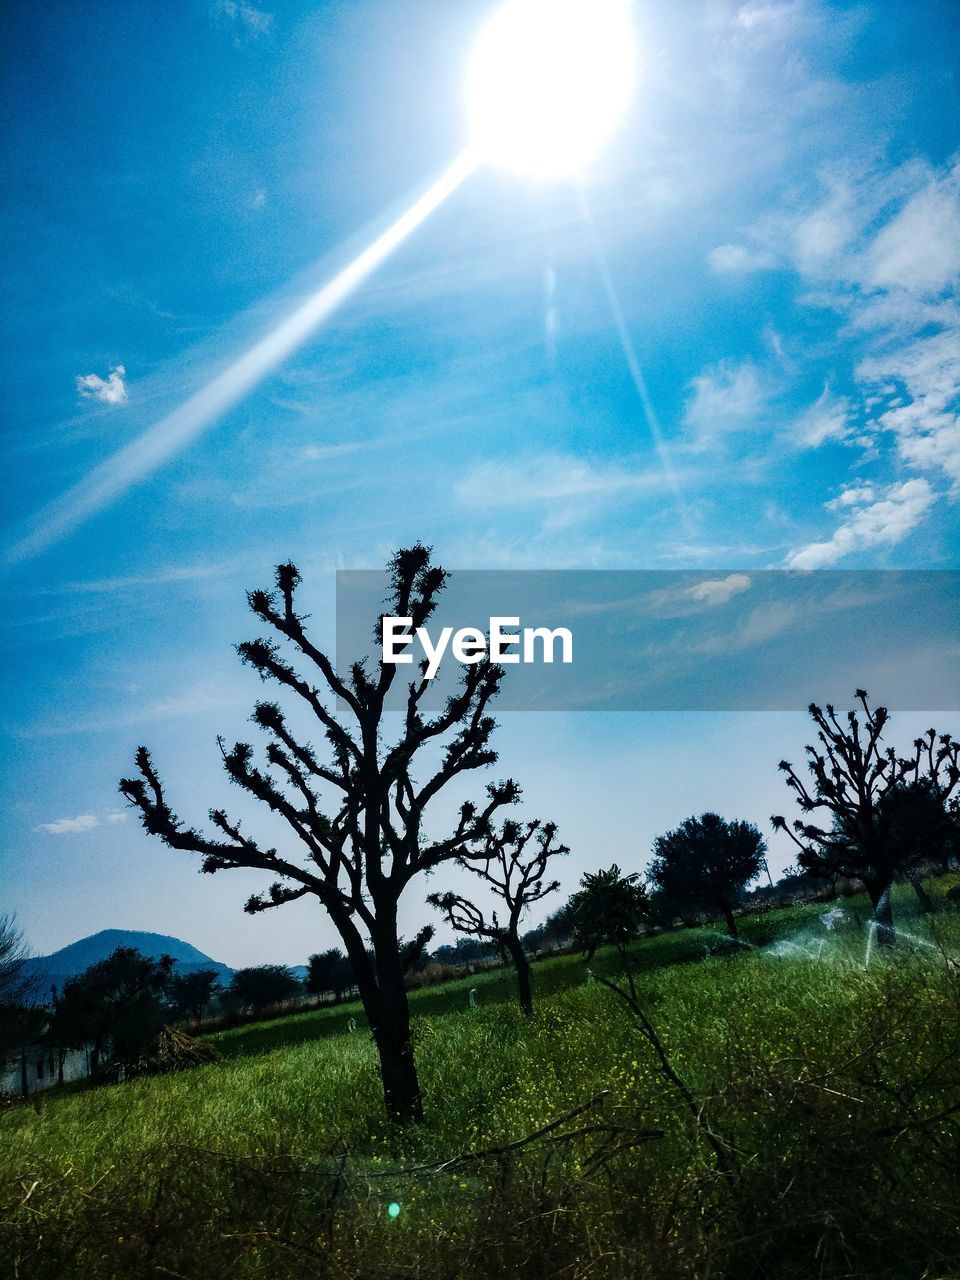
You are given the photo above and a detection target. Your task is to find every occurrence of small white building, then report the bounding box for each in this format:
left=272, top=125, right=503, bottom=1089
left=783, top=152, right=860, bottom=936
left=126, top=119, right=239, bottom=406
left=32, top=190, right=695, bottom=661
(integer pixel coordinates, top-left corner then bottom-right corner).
left=1, top=1040, right=96, bottom=1097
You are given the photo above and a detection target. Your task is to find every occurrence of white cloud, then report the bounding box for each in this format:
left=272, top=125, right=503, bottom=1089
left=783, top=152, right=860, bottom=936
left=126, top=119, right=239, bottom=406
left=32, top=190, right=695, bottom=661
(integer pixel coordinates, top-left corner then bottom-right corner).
left=250, top=188, right=267, bottom=209
left=34, top=813, right=99, bottom=835
left=684, top=359, right=767, bottom=440
left=856, top=329, right=960, bottom=489
left=76, top=364, right=127, bottom=406
left=792, top=383, right=854, bottom=448
left=106, top=813, right=128, bottom=824
left=789, top=181, right=858, bottom=278
left=721, top=154, right=958, bottom=548
left=685, top=573, right=753, bottom=606
left=866, top=167, right=960, bottom=296
left=826, top=485, right=874, bottom=510
left=707, top=243, right=779, bottom=275
left=786, top=478, right=935, bottom=569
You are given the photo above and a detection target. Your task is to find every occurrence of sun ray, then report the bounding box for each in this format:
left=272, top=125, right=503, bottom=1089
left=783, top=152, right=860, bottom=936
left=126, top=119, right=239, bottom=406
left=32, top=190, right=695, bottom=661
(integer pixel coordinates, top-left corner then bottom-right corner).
left=5, top=149, right=478, bottom=565
left=578, top=189, right=693, bottom=536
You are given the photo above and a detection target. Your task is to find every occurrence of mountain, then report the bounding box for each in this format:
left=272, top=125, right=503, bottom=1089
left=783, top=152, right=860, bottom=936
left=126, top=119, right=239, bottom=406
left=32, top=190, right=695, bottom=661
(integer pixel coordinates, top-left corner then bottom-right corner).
left=22, top=929, right=234, bottom=1002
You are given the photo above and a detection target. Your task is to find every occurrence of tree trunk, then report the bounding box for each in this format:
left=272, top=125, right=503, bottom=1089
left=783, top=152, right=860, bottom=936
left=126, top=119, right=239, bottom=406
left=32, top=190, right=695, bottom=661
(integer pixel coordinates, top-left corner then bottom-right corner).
left=722, top=902, right=739, bottom=940
left=369, top=964, right=423, bottom=1125
left=362, top=918, right=423, bottom=1126
left=866, top=878, right=896, bottom=946
left=907, top=869, right=934, bottom=914
left=507, top=936, right=533, bottom=1016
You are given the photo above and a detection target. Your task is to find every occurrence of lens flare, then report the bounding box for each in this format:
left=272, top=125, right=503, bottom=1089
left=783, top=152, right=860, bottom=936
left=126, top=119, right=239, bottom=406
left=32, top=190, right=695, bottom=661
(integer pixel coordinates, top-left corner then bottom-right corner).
left=5, top=151, right=477, bottom=565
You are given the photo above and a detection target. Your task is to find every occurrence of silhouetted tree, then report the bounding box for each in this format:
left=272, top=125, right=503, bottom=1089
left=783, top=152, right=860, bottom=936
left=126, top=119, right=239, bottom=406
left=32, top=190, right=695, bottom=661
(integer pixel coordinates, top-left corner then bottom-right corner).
left=647, top=813, right=766, bottom=940
left=50, top=947, right=174, bottom=1071
left=399, top=926, right=435, bottom=976
left=228, top=965, right=300, bottom=1013
left=566, top=865, right=648, bottom=960
left=0, top=914, right=39, bottom=1062
left=522, top=900, right=576, bottom=952
left=168, top=969, right=221, bottom=1024
left=428, top=817, right=567, bottom=1015
left=120, top=546, right=517, bottom=1124
left=305, top=948, right=353, bottom=1004
left=773, top=691, right=960, bottom=944
left=431, top=938, right=499, bottom=966
left=836, top=778, right=957, bottom=914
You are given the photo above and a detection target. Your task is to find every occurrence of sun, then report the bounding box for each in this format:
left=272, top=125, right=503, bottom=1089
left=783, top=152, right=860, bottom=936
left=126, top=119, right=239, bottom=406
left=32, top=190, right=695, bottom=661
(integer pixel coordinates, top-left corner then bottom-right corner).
left=466, top=0, right=636, bottom=179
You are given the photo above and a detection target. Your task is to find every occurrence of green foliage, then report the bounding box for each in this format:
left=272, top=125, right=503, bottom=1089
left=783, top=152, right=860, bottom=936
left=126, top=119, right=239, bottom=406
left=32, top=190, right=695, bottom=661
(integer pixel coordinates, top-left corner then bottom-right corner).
left=227, top=965, right=301, bottom=1013
left=566, top=864, right=649, bottom=959
left=647, top=812, right=767, bottom=937
left=305, top=948, right=353, bottom=1001
left=167, top=968, right=221, bottom=1023
left=49, top=947, right=173, bottom=1063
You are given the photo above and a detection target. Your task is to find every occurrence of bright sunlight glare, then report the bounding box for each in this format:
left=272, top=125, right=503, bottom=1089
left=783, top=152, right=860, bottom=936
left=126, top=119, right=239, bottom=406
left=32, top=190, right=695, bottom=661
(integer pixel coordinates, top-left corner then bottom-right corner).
left=467, top=0, right=636, bottom=178
left=4, top=152, right=477, bottom=565
left=4, top=3, right=640, bottom=565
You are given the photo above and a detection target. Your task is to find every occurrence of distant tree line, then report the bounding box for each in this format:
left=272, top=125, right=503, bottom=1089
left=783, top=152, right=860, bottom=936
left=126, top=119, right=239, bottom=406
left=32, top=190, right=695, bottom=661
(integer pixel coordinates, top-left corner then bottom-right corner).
left=5, top=686, right=959, bottom=1093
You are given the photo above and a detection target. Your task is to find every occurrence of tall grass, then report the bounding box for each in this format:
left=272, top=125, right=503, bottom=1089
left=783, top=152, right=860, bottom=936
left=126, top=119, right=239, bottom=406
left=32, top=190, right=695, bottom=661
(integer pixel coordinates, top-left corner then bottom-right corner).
left=2, top=884, right=959, bottom=1279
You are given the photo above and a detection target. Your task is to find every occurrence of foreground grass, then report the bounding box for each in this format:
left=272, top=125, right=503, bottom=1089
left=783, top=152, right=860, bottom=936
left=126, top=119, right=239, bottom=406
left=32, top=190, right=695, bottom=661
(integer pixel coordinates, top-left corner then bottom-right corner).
left=2, top=885, right=960, bottom=1279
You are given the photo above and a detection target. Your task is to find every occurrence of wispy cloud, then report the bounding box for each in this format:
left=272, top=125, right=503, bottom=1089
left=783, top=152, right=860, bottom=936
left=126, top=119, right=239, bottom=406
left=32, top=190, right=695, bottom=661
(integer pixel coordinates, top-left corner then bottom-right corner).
left=454, top=453, right=681, bottom=509
left=215, top=0, right=272, bottom=39
left=864, top=167, right=960, bottom=295
left=786, top=478, right=935, bottom=569
left=791, top=384, right=854, bottom=448
left=856, top=330, right=960, bottom=490
left=76, top=364, right=127, bottom=406
left=34, top=813, right=99, bottom=835
left=707, top=243, right=779, bottom=275
left=33, top=809, right=128, bottom=835
left=716, top=150, right=959, bottom=561
left=39, top=558, right=249, bottom=596
left=14, top=683, right=249, bottom=739
left=683, top=359, right=767, bottom=442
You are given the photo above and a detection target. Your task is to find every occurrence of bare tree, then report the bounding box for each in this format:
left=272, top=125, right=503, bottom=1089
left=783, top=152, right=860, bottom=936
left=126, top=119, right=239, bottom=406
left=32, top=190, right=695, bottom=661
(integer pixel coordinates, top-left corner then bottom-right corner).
left=0, top=913, right=32, bottom=1009
left=120, top=546, right=518, bottom=1123
left=1, top=913, right=38, bottom=1064
left=428, top=817, right=567, bottom=1015
left=772, top=691, right=960, bottom=944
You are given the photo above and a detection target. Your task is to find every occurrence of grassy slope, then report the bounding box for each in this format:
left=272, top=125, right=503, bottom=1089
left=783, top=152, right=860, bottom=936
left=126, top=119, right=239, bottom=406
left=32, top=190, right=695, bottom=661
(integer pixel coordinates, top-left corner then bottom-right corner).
left=2, top=880, right=959, bottom=1280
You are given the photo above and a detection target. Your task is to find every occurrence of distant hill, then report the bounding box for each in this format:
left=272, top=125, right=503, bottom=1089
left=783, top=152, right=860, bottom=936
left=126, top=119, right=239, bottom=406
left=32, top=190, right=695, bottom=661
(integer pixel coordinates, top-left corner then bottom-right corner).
left=22, top=929, right=234, bottom=1002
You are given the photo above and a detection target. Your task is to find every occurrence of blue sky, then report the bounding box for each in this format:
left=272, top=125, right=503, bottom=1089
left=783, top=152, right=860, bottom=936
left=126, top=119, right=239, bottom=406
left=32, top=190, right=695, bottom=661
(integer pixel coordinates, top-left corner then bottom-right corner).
left=2, top=0, right=958, bottom=967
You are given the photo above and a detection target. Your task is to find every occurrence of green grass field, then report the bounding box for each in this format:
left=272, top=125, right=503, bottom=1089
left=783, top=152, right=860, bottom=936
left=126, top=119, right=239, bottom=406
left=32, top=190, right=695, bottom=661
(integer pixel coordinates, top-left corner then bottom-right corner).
left=3, top=882, right=960, bottom=1280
